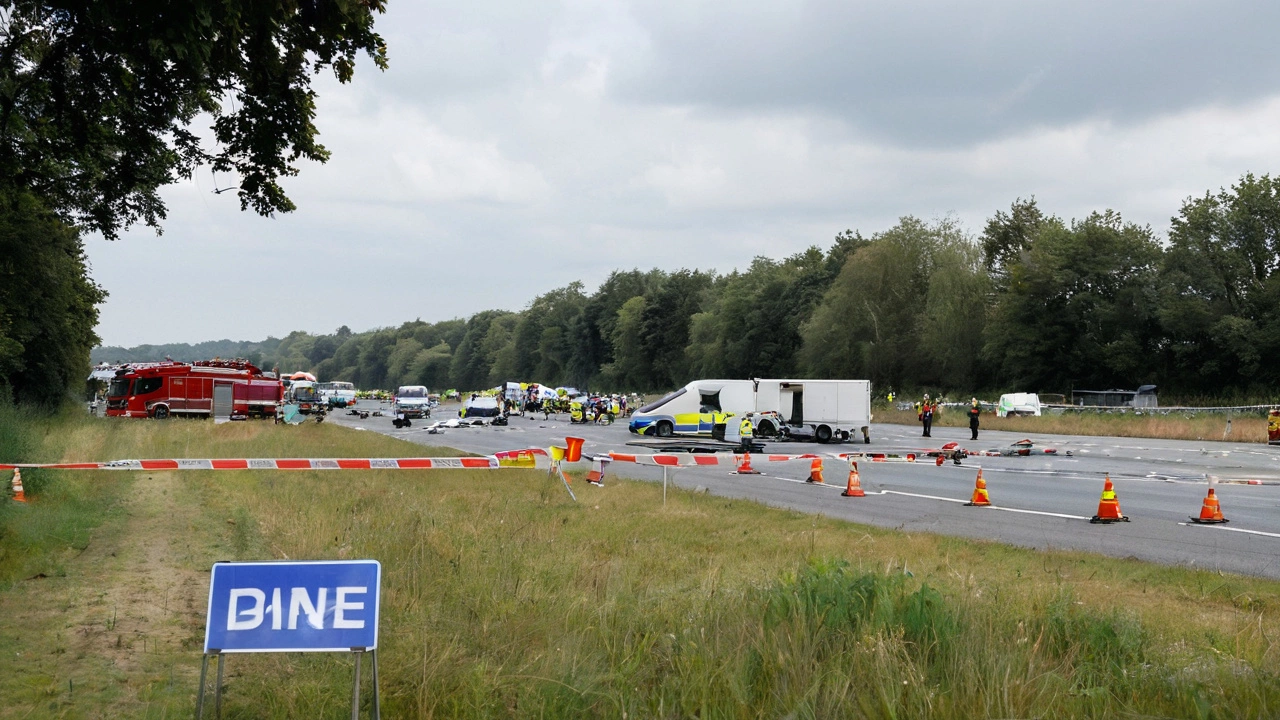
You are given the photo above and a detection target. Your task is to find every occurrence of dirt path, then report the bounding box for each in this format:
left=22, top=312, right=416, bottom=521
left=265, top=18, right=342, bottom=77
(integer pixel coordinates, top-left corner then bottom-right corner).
left=68, top=471, right=208, bottom=669
left=0, top=472, right=212, bottom=716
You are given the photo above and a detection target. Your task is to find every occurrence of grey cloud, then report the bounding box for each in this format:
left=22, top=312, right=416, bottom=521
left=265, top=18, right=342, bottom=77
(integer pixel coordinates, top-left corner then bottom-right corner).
left=614, top=0, right=1280, bottom=146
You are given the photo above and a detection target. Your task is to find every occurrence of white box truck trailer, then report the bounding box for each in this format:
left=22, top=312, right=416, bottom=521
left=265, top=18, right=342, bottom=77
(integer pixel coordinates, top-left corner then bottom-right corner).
left=628, top=378, right=872, bottom=444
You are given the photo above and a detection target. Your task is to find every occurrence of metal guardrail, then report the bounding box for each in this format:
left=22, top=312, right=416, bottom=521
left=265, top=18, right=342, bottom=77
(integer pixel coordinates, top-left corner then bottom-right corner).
left=892, top=401, right=1278, bottom=415
left=1042, top=404, right=1276, bottom=415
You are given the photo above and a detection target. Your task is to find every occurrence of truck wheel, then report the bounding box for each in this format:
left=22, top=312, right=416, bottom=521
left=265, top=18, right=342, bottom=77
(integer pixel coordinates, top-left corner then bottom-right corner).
left=656, top=421, right=674, bottom=438
left=153, top=406, right=169, bottom=420
left=757, top=419, right=776, bottom=437
left=815, top=425, right=832, bottom=443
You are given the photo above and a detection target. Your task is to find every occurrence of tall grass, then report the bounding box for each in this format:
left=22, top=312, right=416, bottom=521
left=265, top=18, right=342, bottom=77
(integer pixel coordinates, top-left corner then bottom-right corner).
left=0, top=403, right=131, bottom=586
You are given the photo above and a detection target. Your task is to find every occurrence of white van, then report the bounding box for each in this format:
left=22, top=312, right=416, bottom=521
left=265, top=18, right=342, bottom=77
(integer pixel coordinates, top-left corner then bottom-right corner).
left=997, top=393, right=1041, bottom=417
left=629, top=378, right=872, bottom=443
left=317, top=381, right=356, bottom=408
left=394, top=385, right=432, bottom=418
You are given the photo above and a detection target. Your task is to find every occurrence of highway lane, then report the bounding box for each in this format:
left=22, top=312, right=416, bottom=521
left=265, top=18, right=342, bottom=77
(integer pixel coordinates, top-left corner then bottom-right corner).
left=328, top=401, right=1280, bottom=579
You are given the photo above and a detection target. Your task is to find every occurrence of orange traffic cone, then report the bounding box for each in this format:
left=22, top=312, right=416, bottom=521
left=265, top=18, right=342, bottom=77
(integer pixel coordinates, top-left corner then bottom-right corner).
left=806, top=457, right=824, bottom=484
left=965, top=468, right=991, bottom=506
left=841, top=461, right=865, bottom=497
left=11, top=468, right=26, bottom=504
left=735, top=452, right=760, bottom=475
left=1090, top=474, right=1128, bottom=523
left=1189, top=487, right=1227, bottom=524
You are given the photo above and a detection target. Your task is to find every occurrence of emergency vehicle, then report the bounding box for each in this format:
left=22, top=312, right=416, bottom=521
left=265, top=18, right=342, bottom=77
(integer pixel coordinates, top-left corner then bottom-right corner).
left=629, top=378, right=873, bottom=443
left=393, top=385, right=433, bottom=419
left=105, top=360, right=283, bottom=419
left=285, top=380, right=322, bottom=414
left=317, top=381, right=357, bottom=408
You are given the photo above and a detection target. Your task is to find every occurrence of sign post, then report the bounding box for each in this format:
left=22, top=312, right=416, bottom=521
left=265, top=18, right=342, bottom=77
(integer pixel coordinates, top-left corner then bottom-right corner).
left=198, top=560, right=382, bottom=719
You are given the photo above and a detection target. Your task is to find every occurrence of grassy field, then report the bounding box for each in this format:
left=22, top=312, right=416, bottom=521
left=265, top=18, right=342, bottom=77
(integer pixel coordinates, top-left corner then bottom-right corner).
left=1, top=410, right=1279, bottom=718
left=876, top=406, right=1270, bottom=444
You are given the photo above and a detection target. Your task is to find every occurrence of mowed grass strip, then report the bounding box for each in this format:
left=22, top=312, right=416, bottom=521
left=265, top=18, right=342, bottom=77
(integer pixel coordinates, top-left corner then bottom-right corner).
left=2, top=414, right=1279, bottom=718
left=0, top=413, right=460, bottom=718
left=0, top=411, right=452, bottom=587
left=878, top=407, right=1270, bottom=444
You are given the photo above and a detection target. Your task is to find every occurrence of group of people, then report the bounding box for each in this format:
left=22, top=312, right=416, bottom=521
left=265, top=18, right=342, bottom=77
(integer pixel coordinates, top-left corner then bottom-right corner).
left=569, top=395, right=628, bottom=424
left=917, top=395, right=983, bottom=440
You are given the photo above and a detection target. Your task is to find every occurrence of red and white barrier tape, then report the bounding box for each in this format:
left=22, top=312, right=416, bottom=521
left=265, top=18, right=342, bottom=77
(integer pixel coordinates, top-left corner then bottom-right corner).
left=0, top=457, right=500, bottom=471
left=0, top=443, right=1049, bottom=473
left=604, top=450, right=966, bottom=467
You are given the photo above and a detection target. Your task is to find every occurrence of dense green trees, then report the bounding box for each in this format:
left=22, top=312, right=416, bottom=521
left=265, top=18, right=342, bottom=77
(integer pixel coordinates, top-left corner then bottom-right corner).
left=1, top=192, right=105, bottom=403
left=94, top=173, right=1280, bottom=400
left=984, top=211, right=1162, bottom=391
left=800, top=217, right=984, bottom=391
left=1158, top=174, right=1280, bottom=392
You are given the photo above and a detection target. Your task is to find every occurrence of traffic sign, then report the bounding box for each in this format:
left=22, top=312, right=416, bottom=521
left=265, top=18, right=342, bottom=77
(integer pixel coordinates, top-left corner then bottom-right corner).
left=203, top=560, right=381, bottom=653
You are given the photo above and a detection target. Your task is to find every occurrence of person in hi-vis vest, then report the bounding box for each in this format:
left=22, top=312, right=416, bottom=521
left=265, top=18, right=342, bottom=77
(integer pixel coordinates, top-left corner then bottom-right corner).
left=739, top=414, right=754, bottom=452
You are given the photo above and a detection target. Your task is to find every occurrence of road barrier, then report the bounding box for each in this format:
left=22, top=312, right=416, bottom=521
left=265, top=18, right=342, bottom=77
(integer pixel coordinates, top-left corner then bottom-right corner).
left=965, top=468, right=991, bottom=506
left=0, top=457, right=500, bottom=471
left=1090, top=475, right=1129, bottom=523
left=1190, top=488, right=1228, bottom=524
left=841, top=461, right=865, bottom=497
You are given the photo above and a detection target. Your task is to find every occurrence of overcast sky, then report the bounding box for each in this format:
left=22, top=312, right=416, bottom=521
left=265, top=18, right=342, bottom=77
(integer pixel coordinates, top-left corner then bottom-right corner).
left=88, top=0, right=1280, bottom=347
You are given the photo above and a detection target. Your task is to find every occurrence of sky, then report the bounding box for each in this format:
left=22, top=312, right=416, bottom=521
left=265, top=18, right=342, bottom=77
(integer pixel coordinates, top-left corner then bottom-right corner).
left=87, top=0, right=1280, bottom=347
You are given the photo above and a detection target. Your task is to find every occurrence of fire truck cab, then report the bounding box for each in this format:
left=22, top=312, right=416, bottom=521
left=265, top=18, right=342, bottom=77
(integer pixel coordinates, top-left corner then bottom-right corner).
left=106, top=360, right=283, bottom=419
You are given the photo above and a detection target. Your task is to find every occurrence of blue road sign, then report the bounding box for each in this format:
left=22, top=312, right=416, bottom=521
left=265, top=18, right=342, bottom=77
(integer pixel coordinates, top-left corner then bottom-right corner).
left=204, top=560, right=381, bottom=653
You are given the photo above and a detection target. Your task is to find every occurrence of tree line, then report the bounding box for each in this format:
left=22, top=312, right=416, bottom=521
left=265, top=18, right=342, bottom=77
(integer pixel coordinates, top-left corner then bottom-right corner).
left=94, top=173, right=1280, bottom=402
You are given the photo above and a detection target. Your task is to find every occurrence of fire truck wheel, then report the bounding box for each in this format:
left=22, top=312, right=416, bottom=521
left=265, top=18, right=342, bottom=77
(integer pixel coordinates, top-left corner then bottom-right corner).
left=153, top=406, right=170, bottom=420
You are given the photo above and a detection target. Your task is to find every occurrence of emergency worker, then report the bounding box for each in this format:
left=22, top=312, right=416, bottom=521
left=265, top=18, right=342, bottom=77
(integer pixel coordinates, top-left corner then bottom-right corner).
left=919, top=394, right=934, bottom=438
left=570, top=401, right=584, bottom=424
left=967, top=398, right=981, bottom=440
left=739, top=413, right=755, bottom=452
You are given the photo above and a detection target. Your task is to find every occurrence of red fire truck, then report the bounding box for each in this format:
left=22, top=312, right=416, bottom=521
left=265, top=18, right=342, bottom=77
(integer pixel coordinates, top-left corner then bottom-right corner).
left=105, top=360, right=283, bottom=419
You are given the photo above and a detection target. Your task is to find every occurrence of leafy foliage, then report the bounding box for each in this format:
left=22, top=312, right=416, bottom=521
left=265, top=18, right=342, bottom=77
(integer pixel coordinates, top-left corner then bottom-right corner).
left=0, top=0, right=388, bottom=238
left=0, top=191, right=105, bottom=404
left=985, top=211, right=1162, bottom=390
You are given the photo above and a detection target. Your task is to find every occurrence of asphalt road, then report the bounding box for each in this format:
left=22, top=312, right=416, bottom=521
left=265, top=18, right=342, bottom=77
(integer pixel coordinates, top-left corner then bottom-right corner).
left=328, top=400, right=1280, bottom=579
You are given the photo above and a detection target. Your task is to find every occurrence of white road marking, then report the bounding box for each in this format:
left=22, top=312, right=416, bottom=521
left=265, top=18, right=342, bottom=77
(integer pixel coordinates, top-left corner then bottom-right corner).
left=881, top=491, right=1091, bottom=520
left=756, top=474, right=1091, bottom=520
left=1178, top=523, right=1280, bottom=539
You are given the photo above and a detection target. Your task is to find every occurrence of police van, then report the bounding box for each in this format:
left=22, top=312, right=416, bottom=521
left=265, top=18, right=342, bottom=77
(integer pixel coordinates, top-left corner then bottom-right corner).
left=629, top=378, right=872, bottom=443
